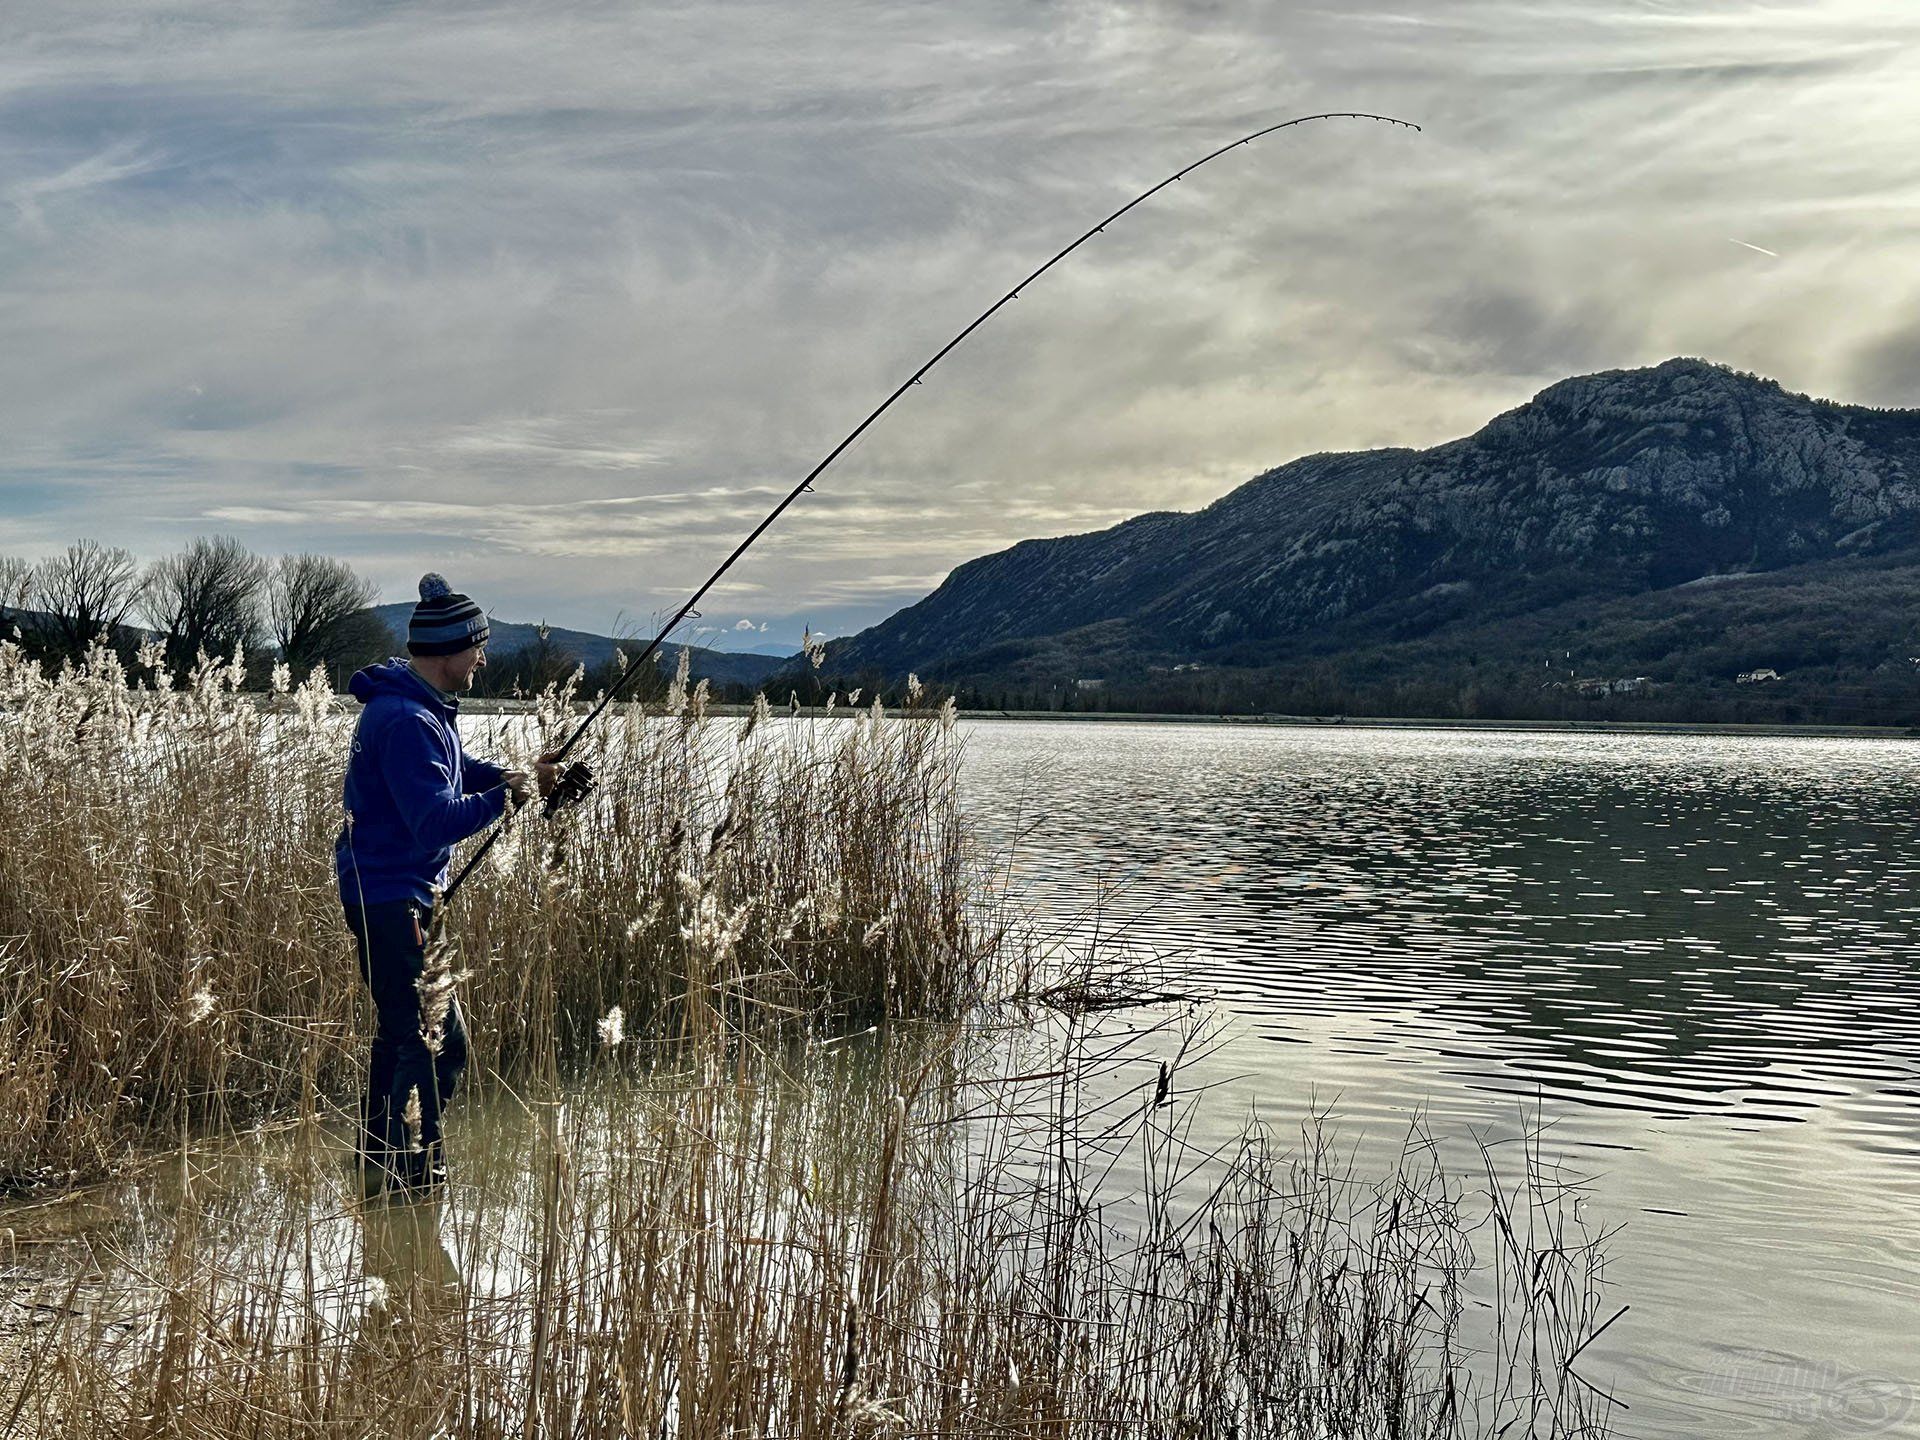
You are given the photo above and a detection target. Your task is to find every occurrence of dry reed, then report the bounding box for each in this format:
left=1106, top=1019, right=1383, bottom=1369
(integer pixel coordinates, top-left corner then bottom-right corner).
left=0, top=639, right=996, bottom=1189
left=0, top=638, right=1620, bottom=1437
left=7, top=1005, right=1616, bottom=1438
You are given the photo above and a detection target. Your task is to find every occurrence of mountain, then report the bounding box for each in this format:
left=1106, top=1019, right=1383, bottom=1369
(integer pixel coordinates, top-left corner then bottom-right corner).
left=822, top=359, right=1920, bottom=722
left=726, top=640, right=805, bottom=658
left=370, top=605, right=789, bottom=689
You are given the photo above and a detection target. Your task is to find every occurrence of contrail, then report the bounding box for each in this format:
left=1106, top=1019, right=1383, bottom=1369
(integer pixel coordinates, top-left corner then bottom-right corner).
left=1729, top=238, right=1781, bottom=258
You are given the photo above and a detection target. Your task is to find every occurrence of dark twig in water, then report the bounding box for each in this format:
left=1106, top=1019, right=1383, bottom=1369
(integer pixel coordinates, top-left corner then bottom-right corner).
left=1032, top=981, right=1201, bottom=1014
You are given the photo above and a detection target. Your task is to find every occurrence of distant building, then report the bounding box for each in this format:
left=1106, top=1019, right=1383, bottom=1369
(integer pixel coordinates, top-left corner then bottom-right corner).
left=1172, top=662, right=1208, bottom=673
left=1073, top=677, right=1105, bottom=690
left=1736, top=668, right=1782, bottom=684
left=1546, top=675, right=1655, bottom=697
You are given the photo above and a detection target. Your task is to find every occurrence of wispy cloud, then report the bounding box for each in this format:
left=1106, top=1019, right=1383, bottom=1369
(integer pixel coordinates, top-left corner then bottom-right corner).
left=7, top=139, right=171, bottom=231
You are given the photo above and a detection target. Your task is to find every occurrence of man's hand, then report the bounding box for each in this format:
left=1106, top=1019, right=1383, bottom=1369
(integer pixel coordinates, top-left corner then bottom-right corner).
left=534, top=750, right=562, bottom=801
left=503, top=752, right=567, bottom=812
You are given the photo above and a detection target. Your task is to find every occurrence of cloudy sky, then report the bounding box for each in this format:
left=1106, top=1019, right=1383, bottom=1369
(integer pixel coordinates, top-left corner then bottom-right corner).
left=2, top=1, right=1916, bottom=649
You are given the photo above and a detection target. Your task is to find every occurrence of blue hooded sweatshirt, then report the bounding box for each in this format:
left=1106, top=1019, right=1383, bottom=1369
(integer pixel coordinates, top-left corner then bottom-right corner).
left=335, top=658, right=510, bottom=908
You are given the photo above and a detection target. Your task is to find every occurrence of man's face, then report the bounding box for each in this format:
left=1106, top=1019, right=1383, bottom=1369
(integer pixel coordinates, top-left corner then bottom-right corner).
left=449, top=642, right=487, bottom=691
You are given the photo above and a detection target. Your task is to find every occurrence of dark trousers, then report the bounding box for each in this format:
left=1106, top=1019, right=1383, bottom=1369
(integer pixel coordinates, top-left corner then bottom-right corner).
left=343, top=899, right=468, bottom=1190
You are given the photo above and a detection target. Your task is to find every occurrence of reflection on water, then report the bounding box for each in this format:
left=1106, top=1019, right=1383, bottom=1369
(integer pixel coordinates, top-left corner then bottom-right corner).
left=361, top=1198, right=462, bottom=1302
left=2, top=1039, right=922, bottom=1432
left=960, top=721, right=1920, bottom=1440
left=9, top=1010, right=1618, bottom=1438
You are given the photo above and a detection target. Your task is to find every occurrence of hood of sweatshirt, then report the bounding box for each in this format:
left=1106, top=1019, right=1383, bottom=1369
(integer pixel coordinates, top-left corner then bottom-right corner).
left=347, top=657, right=458, bottom=716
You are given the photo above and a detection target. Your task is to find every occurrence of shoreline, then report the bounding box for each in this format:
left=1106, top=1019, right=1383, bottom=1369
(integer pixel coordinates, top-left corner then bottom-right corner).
left=343, top=696, right=1916, bottom=739
left=946, top=709, right=1920, bottom=739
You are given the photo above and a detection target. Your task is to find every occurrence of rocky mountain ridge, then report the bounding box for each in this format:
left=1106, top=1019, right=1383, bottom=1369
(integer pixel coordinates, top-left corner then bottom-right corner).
left=823, top=359, right=1920, bottom=713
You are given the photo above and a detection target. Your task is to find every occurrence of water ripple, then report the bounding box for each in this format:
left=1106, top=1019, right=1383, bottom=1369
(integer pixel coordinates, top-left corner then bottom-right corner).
left=961, top=721, right=1920, bottom=1439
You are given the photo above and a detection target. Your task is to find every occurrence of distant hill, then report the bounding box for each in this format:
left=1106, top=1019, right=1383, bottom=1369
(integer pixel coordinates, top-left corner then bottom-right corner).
left=725, top=640, right=803, bottom=658
left=821, top=359, right=1920, bottom=724
left=370, top=605, right=789, bottom=689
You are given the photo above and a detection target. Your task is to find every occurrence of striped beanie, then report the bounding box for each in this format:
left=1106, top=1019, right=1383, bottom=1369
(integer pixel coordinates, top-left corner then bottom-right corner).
left=408, top=573, right=489, bottom=656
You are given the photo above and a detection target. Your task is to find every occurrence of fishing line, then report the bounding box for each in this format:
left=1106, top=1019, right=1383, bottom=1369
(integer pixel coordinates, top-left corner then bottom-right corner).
left=439, top=110, right=1422, bottom=908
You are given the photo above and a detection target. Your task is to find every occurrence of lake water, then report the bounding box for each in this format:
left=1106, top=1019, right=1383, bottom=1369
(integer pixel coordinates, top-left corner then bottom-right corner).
left=957, top=720, right=1920, bottom=1439
left=13, top=715, right=1916, bottom=1434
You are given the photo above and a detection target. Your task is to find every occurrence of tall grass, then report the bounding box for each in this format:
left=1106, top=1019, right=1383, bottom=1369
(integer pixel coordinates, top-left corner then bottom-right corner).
left=0, top=639, right=996, bottom=1188
left=6, top=1007, right=1616, bottom=1438
left=0, top=637, right=1620, bottom=1437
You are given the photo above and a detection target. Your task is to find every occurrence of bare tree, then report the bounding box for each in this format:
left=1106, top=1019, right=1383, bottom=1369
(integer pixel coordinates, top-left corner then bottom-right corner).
left=269, top=552, right=388, bottom=685
left=32, top=540, right=144, bottom=659
left=145, top=536, right=268, bottom=676
left=0, top=555, right=31, bottom=615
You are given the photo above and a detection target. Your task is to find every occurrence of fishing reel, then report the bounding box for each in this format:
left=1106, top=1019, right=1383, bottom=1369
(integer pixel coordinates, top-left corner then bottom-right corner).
left=543, top=761, right=596, bottom=817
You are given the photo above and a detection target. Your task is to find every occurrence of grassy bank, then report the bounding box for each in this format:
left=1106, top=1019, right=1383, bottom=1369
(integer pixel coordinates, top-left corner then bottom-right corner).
left=0, top=641, right=996, bottom=1189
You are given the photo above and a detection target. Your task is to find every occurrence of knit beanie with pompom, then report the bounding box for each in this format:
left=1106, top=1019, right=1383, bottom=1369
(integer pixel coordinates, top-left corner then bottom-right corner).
left=408, top=573, right=489, bottom=656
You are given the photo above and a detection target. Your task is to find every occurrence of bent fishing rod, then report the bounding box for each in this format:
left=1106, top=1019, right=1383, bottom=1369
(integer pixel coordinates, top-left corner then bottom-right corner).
left=438, top=110, right=1420, bottom=909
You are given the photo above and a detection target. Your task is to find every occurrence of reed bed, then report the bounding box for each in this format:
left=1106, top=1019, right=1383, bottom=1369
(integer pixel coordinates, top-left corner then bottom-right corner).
left=0, top=640, right=997, bottom=1189
left=0, top=638, right=1620, bottom=1437
left=6, top=1004, right=1616, bottom=1439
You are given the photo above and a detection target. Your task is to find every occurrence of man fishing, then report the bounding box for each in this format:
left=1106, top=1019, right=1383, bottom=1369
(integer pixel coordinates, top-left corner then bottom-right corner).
left=320, top=114, right=1412, bottom=1201
left=335, top=572, right=587, bottom=1198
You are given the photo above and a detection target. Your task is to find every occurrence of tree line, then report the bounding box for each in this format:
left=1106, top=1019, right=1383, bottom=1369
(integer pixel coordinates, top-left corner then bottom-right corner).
left=940, top=664, right=1920, bottom=728
left=0, top=537, right=391, bottom=688
left=0, top=535, right=747, bottom=705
